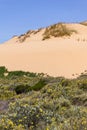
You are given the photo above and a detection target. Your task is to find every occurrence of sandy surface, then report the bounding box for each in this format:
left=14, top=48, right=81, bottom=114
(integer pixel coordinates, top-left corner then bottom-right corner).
left=0, top=23, right=87, bottom=78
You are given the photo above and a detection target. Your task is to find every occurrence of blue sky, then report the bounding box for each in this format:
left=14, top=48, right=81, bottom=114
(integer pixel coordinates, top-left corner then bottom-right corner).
left=0, top=0, right=87, bottom=43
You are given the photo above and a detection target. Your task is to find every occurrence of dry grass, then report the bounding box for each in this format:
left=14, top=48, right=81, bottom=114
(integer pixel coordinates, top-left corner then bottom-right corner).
left=42, top=23, right=76, bottom=40
left=18, top=35, right=29, bottom=43
left=80, top=21, right=87, bottom=26
left=18, top=28, right=43, bottom=42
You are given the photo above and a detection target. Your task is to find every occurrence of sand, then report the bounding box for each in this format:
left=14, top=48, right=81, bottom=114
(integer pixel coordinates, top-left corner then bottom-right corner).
left=0, top=23, right=87, bottom=78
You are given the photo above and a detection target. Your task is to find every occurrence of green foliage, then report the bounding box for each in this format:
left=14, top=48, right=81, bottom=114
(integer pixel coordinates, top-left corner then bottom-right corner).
left=72, top=93, right=87, bottom=106
left=14, top=80, right=46, bottom=94
left=0, top=66, right=87, bottom=130
left=78, top=80, right=87, bottom=91
left=0, top=89, right=16, bottom=100
left=28, top=79, right=46, bottom=91
left=0, top=117, right=24, bottom=130
left=8, top=71, right=26, bottom=77
left=7, top=71, right=36, bottom=78
left=0, top=85, right=16, bottom=100
left=61, top=79, right=72, bottom=86
left=0, top=66, right=8, bottom=77
left=8, top=101, right=47, bottom=129
left=14, top=84, right=30, bottom=94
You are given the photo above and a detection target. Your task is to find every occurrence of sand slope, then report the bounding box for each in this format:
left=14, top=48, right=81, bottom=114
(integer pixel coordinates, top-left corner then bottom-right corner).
left=0, top=23, right=87, bottom=78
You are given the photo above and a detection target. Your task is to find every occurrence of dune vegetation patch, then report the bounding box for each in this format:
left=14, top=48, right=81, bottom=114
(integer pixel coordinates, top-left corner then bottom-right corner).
left=18, top=28, right=43, bottom=43
left=42, top=23, right=77, bottom=40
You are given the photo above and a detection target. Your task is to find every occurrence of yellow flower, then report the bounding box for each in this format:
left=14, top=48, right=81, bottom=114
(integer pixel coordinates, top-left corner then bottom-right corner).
left=82, top=120, right=87, bottom=125
left=39, top=108, right=43, bottom=112
left=19, top=119, right=22, bottom=122
left=24, top=116, right=27, bottom=119
left=52, top=117, right=55, bottom=122
left=1, top=119, right=4, bottom=122
left=36, top=115, right=39, bottom=117
left=8, top=120, right=14, bottom=126
left=5, top=126, right=8, bottom=129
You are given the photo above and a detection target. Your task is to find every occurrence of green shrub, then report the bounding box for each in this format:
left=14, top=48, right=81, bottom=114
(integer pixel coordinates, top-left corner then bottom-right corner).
left=72, top=93, right=87, bottom=106
left=0, top=66, right=8, bottom=77
left=0, top=86, right=16, bottom=100
left=28, top=79, right=46, bottom=91
left=0, top=117, right=24, bottom=130
left=14, top=80, right=46, bottom=94
left=8, top=101, right=48, bottom=129
left=8, top=71, right=26, bottom=77
left=78, top=80, right=87, bottom=91
left=61, top=79, right=72, bottom=87
left=7, top=71, right=37, bottom=79
left=14, top=84, right=30, bottom=94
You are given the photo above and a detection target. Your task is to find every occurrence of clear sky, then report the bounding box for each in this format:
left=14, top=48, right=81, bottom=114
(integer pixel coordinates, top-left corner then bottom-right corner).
left=0, top=0, right=87, bottom=43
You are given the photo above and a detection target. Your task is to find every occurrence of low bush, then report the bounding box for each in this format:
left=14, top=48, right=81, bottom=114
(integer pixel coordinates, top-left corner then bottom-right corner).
left=14, top=84, right=30, bottom=94
left=14, top=80, right=46, bottom=94
left=28, top=79, right=46, bottom=91
left=0, top=66, right=8, bottom=77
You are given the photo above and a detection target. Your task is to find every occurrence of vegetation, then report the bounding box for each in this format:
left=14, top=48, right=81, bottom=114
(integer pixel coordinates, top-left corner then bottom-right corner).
left=80, top=21, right=87, bottom=26
left=42, top=23, right=76, bottom=40
left=18, top=28, right=43, bottom=42
left=0, top=66, right=7, bottom=77
left=0, top=66, right=87, bottom=130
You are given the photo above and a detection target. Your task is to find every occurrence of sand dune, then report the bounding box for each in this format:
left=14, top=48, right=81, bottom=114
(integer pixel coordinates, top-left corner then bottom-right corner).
left=0, top=23, right=87, bottom=78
